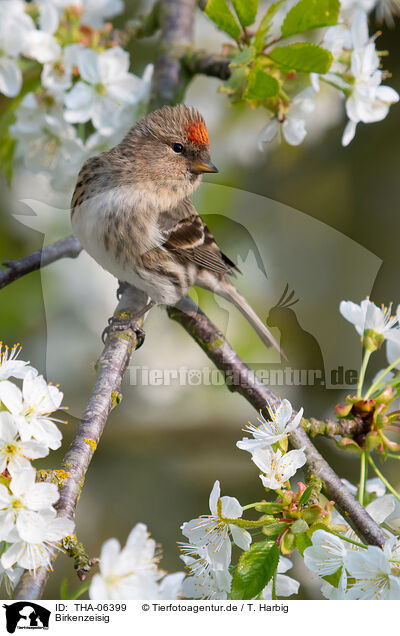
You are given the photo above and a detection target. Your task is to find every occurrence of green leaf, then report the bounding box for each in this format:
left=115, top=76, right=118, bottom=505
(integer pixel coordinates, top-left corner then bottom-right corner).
left=231, top=541, right=280, bottom=600
left=299, top=485, right=314, bottom=506
left=255, top=502, right=284, bottom=514
left=230, top=45, right=256, bottom=67
left=269, top=42, right=332, bottom=73
left=244, top=68, right=280, bottom=103
left=254, top=1, right=285, bottom=52
left=262, top=520, right=290, bottom=539
left=219, top=66, right=247, bottom=101
left=281, top=531, right=296, bottom=554
left=295, top=532, right=312, bottom=555
left=282, top=0, right=340, bottom=37
left=232, top=0, right=258, bottom=27
left=291, top=519, right=309, bottom=534
left=205, top=0, right=241, bottom=40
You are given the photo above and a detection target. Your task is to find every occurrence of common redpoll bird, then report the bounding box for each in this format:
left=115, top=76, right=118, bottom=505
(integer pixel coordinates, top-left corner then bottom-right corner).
left=71, top=104, right=280, bottom=352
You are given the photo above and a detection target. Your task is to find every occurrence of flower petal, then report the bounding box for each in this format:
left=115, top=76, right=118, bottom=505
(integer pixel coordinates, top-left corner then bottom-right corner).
left=230, top=524, right=251, bottom=551
left=0, top=58, right=22, bottom=97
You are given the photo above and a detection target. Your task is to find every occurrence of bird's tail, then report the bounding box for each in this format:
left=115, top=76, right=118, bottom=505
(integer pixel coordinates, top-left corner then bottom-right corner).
left=207, top=279, right=285, bottom=358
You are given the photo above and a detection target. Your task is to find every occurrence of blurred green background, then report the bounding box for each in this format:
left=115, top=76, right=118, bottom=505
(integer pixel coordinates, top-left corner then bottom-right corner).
left=0, top=1, right=399, bottom=600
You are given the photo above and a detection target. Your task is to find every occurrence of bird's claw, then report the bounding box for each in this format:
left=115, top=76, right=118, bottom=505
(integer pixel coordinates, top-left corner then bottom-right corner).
left=101, top=316, right=146, bottom=349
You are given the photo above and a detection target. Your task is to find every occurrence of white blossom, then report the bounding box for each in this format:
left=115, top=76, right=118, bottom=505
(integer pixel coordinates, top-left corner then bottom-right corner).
left=64, top=47, right=152, bottom=136
left=22, top=30, right=60, bottom=64
left=11, top=93, right=87, bottom=189
left=341, top=477, right=386, bottom=498
left=339, top=299, right=400, bottom=344
left=0, top=412, right=49, bottom=475
left=320, top=569, right=350, bottom=599
left=261, top=556, right=300, bottom=599
left=386, top=308, right=400, bottom=368
left=341, top=12, right=399, bottom=145
left=38, top=0, right=60, bottom=35
left=251, top=447, right=306, bottom=489
left=384, top=536, right=400, bottom=566
left=237, top=399, right=303, bottom=452
left=1, top=508, right=74, bottom=572
left=366, top=494, right=400, bottom=533
left=345, top=546, right=400, bottom=599
left=0, top=554, right=23, bottom=595
left=0, top=467, right=59, bottom=541
left=180, top=544, right=232, bottom=600
left=0, top=3, right=34, bottom=97
left=181, top=480, right=251, bottom=570
left=0, top=370, right=63, bottom=450
left=89, top=524, right=162, bottom=600
left=182, top=566, right=231, bottom=600
left=340, top=0, right=376, bottom=21
left=259, top=88, right=316, bottom=147
left=156, top=572, right=185, bottom=600
left=0, top=343, right=35, bottom=382
left=50, top=0, right=124, bottom=28
left=303, top=529, right=348, bottom=577
left=41, top=44, right=83, bottom=96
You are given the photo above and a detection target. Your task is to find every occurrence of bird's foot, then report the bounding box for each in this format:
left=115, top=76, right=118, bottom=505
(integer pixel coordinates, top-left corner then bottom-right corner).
left=102, top=315, right=146, bottom=348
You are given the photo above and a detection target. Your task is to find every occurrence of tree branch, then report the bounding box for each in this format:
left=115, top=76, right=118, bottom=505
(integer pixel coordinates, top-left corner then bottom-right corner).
left=149, top=0, right=197, bottom=109
left=303, top=416, right=365, bottom=439
left=0, top=231, right=366, bottom=444
left=182, top=48, right=231, bottom=80
left=0, top=235, right=82, bottom=290
left=167, top=298, right=386, bottom=547
left=14, top=286, right=149, bottom=600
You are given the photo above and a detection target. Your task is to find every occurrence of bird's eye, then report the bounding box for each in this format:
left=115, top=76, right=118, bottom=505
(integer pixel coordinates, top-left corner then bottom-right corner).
left=172, top=143, right=184, bottom=154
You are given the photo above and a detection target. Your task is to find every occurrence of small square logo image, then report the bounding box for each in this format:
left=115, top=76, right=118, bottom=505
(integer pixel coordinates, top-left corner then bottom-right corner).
left=3, top=602, right=51, bottom=633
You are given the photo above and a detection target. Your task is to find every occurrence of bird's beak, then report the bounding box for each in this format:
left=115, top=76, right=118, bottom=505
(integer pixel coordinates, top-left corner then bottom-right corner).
left=191, top=159, right=219, bottom=174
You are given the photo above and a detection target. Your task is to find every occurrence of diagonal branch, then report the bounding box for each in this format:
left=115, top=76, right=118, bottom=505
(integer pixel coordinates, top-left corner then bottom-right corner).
left=14, top=287, right=150, bottom=600
left=167, top=297, right=385, bottom=547
left=0, top=235, right=82, bottom=290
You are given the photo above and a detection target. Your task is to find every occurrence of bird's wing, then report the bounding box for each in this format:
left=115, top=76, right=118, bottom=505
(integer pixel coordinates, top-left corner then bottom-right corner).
left=158, top=200, right=240, bottom=276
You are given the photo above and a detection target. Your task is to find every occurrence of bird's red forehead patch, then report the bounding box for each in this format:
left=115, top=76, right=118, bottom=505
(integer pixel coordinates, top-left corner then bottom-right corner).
left=186, top=121, right=210, bottom=146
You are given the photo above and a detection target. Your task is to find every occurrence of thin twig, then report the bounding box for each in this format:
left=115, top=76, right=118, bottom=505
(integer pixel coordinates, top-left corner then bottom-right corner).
left=167, top=298, right=386, bottom=547
left=0, top=235, right=82, bottom=290
left=303, top=416, right=365, bottom=439
left=182, top=48, right=231, bottom=80
left=14, top=287, right=150, bottom=600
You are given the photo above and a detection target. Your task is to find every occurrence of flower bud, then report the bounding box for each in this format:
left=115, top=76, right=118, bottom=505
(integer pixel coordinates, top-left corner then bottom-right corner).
left=365, top=431, right=381, bottom=450
left=334, top=402, right=353, bottom=418
left=281, top=531, right=296, bottom=554
left=375, top=386, right=394, bottom=405
left=363, top=329, right=385, bottom=352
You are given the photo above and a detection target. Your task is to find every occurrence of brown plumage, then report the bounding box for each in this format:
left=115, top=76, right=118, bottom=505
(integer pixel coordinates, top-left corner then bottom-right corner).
left=71, top=104, right=281, bottom=352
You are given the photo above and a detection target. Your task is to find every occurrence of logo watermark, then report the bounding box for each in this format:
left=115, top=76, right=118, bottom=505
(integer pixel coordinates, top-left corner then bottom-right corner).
left=3, top=602, right=50, bottom=633
left=129, top=365, right=358, bottom=388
